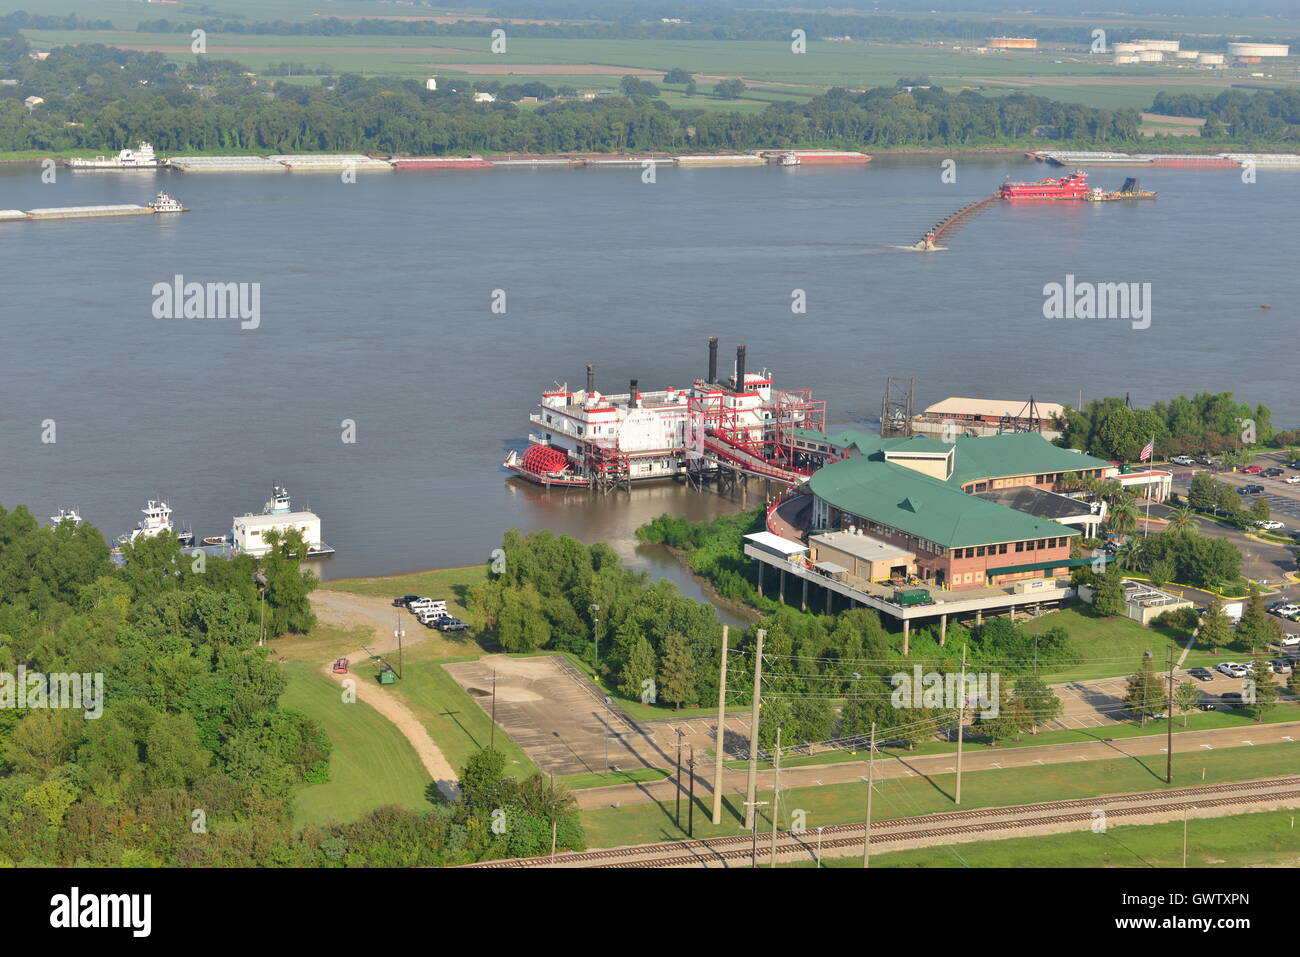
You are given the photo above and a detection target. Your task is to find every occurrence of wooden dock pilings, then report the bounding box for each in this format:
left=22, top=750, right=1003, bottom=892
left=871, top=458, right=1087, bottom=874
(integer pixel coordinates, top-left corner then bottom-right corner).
left=913, top=193, right=998, bottom=250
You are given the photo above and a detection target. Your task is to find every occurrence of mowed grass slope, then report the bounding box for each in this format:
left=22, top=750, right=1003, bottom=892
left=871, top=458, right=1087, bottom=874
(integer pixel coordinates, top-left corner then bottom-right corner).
left=280, top=661, right=432, bottom=829
left=582, top=740, right=1300, bottom=849
left=810, top=807, right=1300, bottom=867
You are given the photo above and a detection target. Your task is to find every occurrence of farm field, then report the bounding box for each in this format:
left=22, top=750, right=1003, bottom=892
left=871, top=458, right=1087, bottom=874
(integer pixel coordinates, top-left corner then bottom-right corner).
left=21, top=29, right=1292, bottom=110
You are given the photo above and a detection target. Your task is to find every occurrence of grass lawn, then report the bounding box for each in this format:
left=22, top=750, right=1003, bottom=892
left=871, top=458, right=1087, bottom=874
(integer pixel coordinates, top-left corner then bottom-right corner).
left=280, top=662, right=432, bottom=829
left=1021, top=607, right=1203, bottom=682
left=319, top=564, right=486, bottom=619
left=726, top=699, right=1300, bottom=771
left=357, top=648, right=537, bottom=780
left=582, top=740, right=1300, bottom=849
left=804, top=807, right=1300, bottom=867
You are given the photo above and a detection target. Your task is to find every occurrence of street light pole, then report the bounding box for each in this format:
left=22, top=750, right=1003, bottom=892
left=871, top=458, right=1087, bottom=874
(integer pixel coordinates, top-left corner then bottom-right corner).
left=590, top=603, right=601, bottom=670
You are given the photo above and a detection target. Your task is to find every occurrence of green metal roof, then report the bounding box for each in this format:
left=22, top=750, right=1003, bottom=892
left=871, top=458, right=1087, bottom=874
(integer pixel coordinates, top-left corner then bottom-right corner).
left=808, top=455, right=1079, bottom=549
left=805, top=432, right=1107, bottom=550
left=947, top=433, right=1111, bottom=487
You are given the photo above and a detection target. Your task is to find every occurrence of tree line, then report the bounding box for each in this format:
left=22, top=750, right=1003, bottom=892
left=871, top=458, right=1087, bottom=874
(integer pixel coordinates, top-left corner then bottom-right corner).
left=1054, top=393, right=1282, bottom=462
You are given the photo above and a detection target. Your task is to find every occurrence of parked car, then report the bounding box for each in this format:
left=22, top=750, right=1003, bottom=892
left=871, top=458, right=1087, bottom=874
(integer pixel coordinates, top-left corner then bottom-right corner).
left=1270, top=660, right=1293, bottom=675
left=1242, top=465, right=1263, bottom=474
left=395, top=594, right=421, bottom=607
left=1262, top=467, right=1284, bottom=477
left=1255, top=520, right=1285, bottom=530
left=433, top=615, right=469, bottom=632
left=1239, top=484, right=1265, bottom=495
left=1216, top=662, right=1248, bottom=678
left=1269, top=603, right=1300, bottom=617
left=1286, top=475, right=1300, bottom=485
left=1171, top=455, right=1195, bottom=466
left=1187, top=667, right=1214, bottom=682
left=1220, top=691, right=1244, bottom=705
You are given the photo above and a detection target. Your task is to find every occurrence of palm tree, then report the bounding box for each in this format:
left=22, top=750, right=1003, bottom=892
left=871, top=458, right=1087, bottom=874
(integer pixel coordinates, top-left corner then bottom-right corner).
left=1168, top=504, right=1198, bottom=531
left=1107, top=498, right=1140, bottom=538
left=1115, top=537, right=1148, bottom=572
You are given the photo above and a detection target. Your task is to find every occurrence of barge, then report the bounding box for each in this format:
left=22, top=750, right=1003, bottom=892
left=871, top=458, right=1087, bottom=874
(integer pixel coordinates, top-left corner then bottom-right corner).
left=206, top=486, right=335, bottom=558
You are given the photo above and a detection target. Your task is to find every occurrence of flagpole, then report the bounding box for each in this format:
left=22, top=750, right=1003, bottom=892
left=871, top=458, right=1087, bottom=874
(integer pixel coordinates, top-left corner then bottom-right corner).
left=1143, top=433, right=1154, bottom=537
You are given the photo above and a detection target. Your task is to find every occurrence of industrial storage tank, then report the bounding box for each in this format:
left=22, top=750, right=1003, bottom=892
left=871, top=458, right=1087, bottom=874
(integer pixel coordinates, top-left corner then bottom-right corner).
left=989, top=36, right=1037, bottom=49
left=1113, top=54, right=1141, bottom=64
left=1113, top=42, right=1143, bottom=53
left=1136, top=38, right=1180, bottom=52
left=1174, top=50, right=1199, bottom=59
left=1227, top=42, right=1289, bottom=57
left=1138, top=50, right=1165, bottom=62
left=1197, top=52, right=1226, bottom=65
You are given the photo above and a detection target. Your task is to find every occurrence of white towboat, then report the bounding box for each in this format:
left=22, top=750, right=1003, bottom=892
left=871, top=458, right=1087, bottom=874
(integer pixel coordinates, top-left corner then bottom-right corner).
left=67, top=141, right=160, bottom=170
left=49, top=507, right=83, bottom=527
left=148, top=191, right=186, bottom=213
left=117, top=499, right=194, bottom=547
left=204, top=486, right=335, bottom=557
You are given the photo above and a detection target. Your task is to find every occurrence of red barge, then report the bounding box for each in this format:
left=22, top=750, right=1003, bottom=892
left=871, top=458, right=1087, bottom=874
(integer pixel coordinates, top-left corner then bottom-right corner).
left=998, top=170, right=1090, bottom=201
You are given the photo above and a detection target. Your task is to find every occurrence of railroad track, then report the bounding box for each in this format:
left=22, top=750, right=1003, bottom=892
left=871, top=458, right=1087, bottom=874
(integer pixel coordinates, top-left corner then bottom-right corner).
left=466, top=776, right=1300, bottom=869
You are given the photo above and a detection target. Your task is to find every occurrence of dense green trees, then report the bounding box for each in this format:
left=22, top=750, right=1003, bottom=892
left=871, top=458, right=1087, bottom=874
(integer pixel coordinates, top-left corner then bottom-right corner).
left=1056, top=393, right=1276, bottom=461
left=0, top=501, right=329, bottom=866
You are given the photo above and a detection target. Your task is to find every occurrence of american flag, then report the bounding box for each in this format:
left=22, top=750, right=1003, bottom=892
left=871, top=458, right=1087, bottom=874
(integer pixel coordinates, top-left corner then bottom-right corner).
left=1139, top=439, right=1153, bottom=462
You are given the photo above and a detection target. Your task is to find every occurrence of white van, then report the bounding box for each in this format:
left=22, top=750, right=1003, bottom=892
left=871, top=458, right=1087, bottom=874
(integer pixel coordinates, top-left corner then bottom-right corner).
left=415, top=608, right=445, bottom=625
left=408, top=598, right=447, bottom=615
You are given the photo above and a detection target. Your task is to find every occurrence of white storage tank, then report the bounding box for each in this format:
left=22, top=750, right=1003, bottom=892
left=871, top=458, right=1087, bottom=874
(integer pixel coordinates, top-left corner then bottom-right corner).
left=1174, top=50, right=1199, bottom=59
left=1138, top=50, right=1165, bottom=62
left=1136, top=38, right=1179, bottom=52
left=1113, top=54, right=1140, bottom=64
left=1227, top=42, right=1289, bottom=57
left=1197, top=52, right=1226, bottom=65
left=1113, top=42, right=1143, bottom=53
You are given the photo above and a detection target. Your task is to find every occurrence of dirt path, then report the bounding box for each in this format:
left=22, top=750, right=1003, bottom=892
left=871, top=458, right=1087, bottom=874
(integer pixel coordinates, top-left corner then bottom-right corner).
left=311, top=589, right=461, bottom=800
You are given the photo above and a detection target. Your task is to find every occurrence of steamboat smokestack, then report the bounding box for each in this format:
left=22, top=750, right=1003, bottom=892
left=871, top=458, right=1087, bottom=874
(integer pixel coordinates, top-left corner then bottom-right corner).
left=707, top=336, right=718, bottom=384
left=630, top=378, right=639, bottom=407
left=735, top=345, right=746, bottom=392
left=586, top=364, right=594, bottom=393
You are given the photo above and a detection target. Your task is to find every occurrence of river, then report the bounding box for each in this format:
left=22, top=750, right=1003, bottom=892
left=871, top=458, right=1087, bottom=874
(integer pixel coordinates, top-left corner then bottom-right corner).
left=0, top=154, right=1294, bottom=614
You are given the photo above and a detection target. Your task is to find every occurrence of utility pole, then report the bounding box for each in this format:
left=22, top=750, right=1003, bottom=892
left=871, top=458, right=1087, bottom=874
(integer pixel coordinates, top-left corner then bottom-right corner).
left=395, top=613, right=405, bottom=679
left=1166, top=644, right=1175, bottom=784
left=687, top=746, right=696, bottom=838
left=490, top=670, right=497, bottom=750
left=549, top=773, right=557, bottom=860
left=768, top=726, right=782, bottom=868
left=744, top=800, right=768, bottom=868
left=956, top=644, right=967, bottom=805
left=743, top=629, right=765, bottom=830
left=862, top=721, right=876, bottom=868
left=590, top=603, right=601, bottom=670
left=675, top=727, right=684, bottom=829
left=712, top=625, right=729, bottom=825
left=1183, top=805, right=1191, bottom=868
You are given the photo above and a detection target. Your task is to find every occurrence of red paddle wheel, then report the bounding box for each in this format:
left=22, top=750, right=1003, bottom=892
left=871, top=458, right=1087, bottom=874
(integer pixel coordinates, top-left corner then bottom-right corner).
left=518, top=444, right=570, bottom=476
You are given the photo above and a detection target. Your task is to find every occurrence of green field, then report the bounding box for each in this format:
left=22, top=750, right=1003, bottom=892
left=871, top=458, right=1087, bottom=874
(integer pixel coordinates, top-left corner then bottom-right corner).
left=582, top=739, right=1300, bottom=849
left=21, top=28, right=1280, bottom=110
left=807, top=807, right=1300, bottom=867
left=280, top=662, right=432, bottom=829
